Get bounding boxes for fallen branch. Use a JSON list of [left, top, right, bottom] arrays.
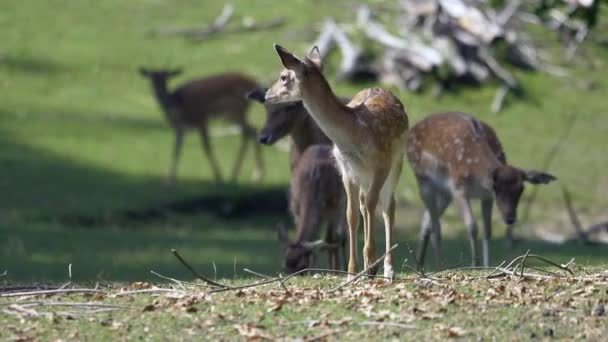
[[190, 17, 285, 41], [0, 288, 102, 298], [149, 4, 234, 37], [326, 244, 398, 293], [171, 249, 229, 289], [113, 288, 186, 297]]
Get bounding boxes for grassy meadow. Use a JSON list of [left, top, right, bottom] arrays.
[[1, 0, 608, 282], [1, 1, 608, 339]]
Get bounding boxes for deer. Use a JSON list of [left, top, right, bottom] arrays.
[[247, 89, 349, 273], [265, 44, 409, 280], [406, 111, 557, 268], [138, 68, 264, 186], [276, 145, 347, 273], [247, 87, 350, 170]]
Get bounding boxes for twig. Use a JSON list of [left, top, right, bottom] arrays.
[[171, 249, 229, 289], [561, 185, 591, 244], [0, 270, 6, 278], [519, 249, 531, 279], [17, 301, 127, 309], [0, 288, 102, 298], [405, 243, 425, 277], [520, 112, 579, 222], [113, 288, 186, 297], [150, 270, 190, 290], [326, 244, 398, 293], [243, 268, 272, 279], [491, 85, 510, 114]]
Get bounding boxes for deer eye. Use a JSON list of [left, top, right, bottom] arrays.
[[280, 74, 288, 84]]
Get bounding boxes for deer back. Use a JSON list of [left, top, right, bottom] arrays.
[[407, 112, 506, 191], [172, 73, 258, 126]]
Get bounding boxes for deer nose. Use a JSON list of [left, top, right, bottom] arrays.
[[258, 133, 273, 145], [505, 217, 516, 225]]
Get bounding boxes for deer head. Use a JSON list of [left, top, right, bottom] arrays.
[[492, 165, 557, 225], [138, 67, 183, 84], [265, 45, 322, 105], [247, 87, 305, 145], [277, 223, 327, 274]]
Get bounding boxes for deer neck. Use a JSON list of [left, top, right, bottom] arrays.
[[150, 81, 177, 121], [289, 115, 318, 162], [300, 73, 356, 148]]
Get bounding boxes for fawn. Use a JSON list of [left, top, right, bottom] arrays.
[[406, 112, 557, 268], [139, 68, 264, 185], [247, 89, 347, 272], [265, 45, 409, 279], [247, 87, 351, 169], [276, 145, 347, 273]]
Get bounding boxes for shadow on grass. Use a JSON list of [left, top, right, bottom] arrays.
[[0, 55, 66, 74]]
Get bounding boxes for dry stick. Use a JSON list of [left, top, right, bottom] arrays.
[[243, 268, 272, 279], [18, 302, 126, 309], [189, 17, 285, 41], [405, 243, 425, 277], [326, 244, 398, 293], [113, 289, 186, 297], [520, 112, 580, 223], [519, 249, 531, 279], [150, 270, 208, 289], [171, 249, 229, 289], [561, 185, 591, 244], [0, 288, 102, 298]]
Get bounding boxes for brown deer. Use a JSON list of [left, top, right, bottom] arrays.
[[265, 44, 409, 280], [247, 88, 350, 169], [406, 112, 557, 268], [247, 89, 348, 272], [276, 145, 346, 273], [139, 68, 264, 186]]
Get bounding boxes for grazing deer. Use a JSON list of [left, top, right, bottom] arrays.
[[265, 44, 409, 279], [277, 145, 346, 273], [139, 68, 264, 186], [247, 90, 348, 272], [406, 112, 557, 268]]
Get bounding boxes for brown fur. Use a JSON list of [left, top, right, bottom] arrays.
[[407, 112, 556, 267], [278, 145, 346, 273], [139, 68, 264, 185], [266, 45, 409, 279]]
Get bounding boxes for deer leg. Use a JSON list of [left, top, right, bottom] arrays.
[[454, 192, 479, 266], [418, 182, 451, 270], [166, 128, 184, 187], [229, 125, 252, 182], [342, 178, 360, 278], [381, 195, 396, 280], [199, 126, 223, 183], [363, 169, 389, 276], [481, 198, 493, 267], [249, 125, 264, 182]]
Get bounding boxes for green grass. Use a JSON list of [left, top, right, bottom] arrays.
[[1, 270, 607, 340], [1, 0, 608, 286]]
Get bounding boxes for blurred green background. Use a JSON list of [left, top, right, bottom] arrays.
[[1, 0, 607, 282]]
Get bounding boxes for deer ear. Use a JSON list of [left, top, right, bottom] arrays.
[[274, 44, 305, 75], [306, 45, 322, 69], [277, 223, 289, 247], [139, 67, 151, 77], [523, 170, 557, 185], [170, 68, 183, 77], [246, 87, 268, 103]]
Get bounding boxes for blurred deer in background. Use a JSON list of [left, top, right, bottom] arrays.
[[406, 112, 557, 268], [139, 68, 264, 186], [265, 45, 409, 280], [277, 145, 346, 273]]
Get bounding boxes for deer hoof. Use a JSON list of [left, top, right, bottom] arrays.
[[366, 264, 379, 278], [383, 264, 394, 282]]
